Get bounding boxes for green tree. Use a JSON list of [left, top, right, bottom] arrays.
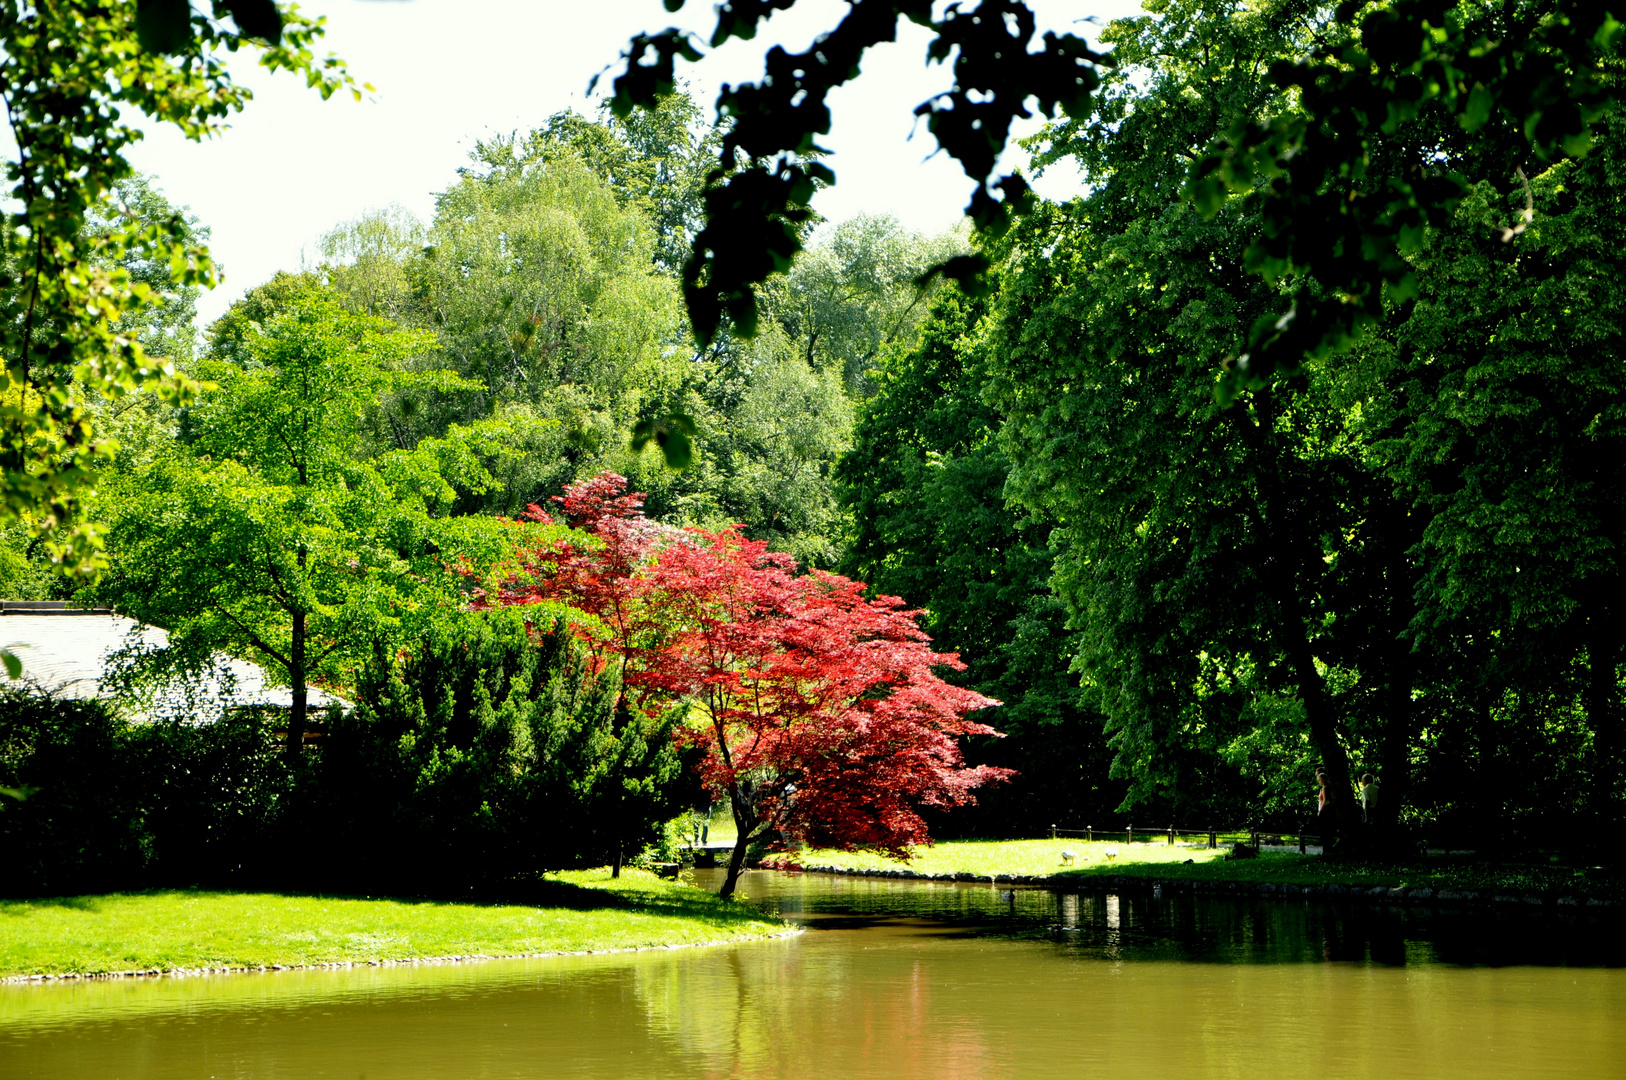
[[95, 284, 500, 766], [607, 0, 1618, 381], [415, 141, 680, 407], [974, 0, 1421, 841], [532, 89, 722, 276], [837, 290, 1117, 832], [319, 610, 690, 887], [769, 215, 966, 396], [83, 174, 208, 366], [0, 174, 211, 615], [383, 140, 694, 511], [1339, 107, 1626, 843], [717, 346, 853, 567], [0, 0, 358, 572], [316, 205, 424, 322]]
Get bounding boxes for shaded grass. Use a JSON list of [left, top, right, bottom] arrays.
[[0, 869, 787, 979], [775, 839, 1626, 899]]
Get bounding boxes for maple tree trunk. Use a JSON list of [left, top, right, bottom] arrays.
[[719, 794, 758, 900], [719, 829, 753, 900]]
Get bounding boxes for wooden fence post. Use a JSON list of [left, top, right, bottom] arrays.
[[1087, 826, 1093, 842], [1127, 822, 1133, 845], [1051, 824, 1057, 841], [1208, 827, 1217, 849]]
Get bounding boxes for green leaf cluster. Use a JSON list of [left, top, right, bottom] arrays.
[[0, 0, 362, 574]]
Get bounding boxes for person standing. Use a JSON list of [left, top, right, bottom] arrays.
[[1359, 773, 1379, 823], [1316, 768, 1328, 817]]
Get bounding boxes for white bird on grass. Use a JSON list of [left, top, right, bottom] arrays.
[[1059, 849, 1077, 865], [1104, 846, 1119, 861]]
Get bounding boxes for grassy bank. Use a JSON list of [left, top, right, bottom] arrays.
[[0, 870, 788, 980], [767, 839, 1626, 900]]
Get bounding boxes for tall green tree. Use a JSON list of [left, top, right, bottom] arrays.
[[606, 0, 1618, 385], [96, 284, 504, 765], [414, 141, 680, 407], [837, 291, 1117, 832], [532, 89, 722, 276], [1339, 106, 1626, 843], [978, 0, 1418, 841], [316, 205, 424, 323], [768, 215, 966, 397], [0, 0, 358, 573]]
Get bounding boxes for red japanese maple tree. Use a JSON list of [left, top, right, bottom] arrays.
[[492, 471, 669, 685], [497, 472, 1012, 897]]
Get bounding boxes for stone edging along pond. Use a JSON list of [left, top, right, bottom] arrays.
[[765, 863, 1620, 911], [0, 928, 804, 986]]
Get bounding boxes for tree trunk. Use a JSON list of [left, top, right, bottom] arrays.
[[718, 791, 758, 900], [1375, 645, 1413, 835], [1375, 508, 1418, 837], [286, 606, 306, 769], [1477, 694, 1500, 853], [1240, 388, 1362, 848], [612, 839, 623, 878], [1280, 629, 1363, 844], [1587, 588, 1621, 847], [719, 828, 754, 900]]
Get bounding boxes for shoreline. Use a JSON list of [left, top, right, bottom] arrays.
[[1, 926, 803, 986], [0, 870, 792, 985], [764, 862, 1621, 910]]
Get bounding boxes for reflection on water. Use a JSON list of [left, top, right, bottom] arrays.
[[726, 869, 1626, 968], [3, 871, 1623, 1080]]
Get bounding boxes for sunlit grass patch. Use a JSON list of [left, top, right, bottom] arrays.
[[775, 838, 1626, 899], [0, 869, 787, 979], [782, 837, 1226, 878]]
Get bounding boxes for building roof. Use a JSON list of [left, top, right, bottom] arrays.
[[0, 609, 338, 718]]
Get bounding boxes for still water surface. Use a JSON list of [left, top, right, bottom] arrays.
[[3, 870, 1623, 1079]]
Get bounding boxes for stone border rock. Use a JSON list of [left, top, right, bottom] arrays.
[[0, 927, 803, 985], [767, 863, 1619, 911]]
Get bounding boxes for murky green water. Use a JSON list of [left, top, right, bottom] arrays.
[[3, 870, 1622, 1079]]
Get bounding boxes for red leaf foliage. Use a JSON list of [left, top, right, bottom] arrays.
[[494, 472, 1012, 858]]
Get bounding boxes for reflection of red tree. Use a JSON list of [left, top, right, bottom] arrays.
[[493, 472, 1013, 897], [679, 950, 999, 1080], [861, 961, 997, 1080]]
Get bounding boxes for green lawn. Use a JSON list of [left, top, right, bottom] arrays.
[[770, 838, 1626, 899], [777, 837, 1218, 877], [0, 869, 788, 980]]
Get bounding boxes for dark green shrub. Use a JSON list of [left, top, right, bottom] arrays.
[[299, 608, 697, 894], [0, 692, 145, 896], [126, 713, 289, 886], [0, 608, 698, 899]]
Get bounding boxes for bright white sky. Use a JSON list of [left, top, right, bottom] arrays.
[[126, 0, 1144, 325]]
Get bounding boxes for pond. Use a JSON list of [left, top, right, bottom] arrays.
[[3, 870, 1622, 1079]]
